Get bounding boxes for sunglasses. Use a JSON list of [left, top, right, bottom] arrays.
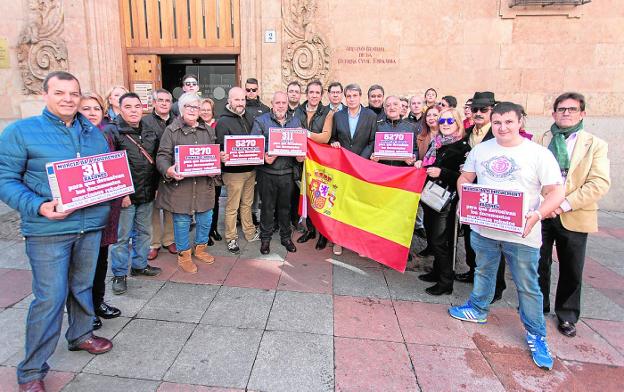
[[184, 81, 198, 87], [471, 107, 491, 113], [246, 88, 258, 92], [556, 107, 580, 113], [438, 117, 456, 125]]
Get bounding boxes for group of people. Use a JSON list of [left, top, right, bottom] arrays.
[[0, 70, 611, 391]]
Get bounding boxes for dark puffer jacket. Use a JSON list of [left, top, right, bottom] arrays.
[[216, 105, 257, 173], [251, 112, 303, 176], [376, 117, 418, 167], [141, 110, 174, 139], [293, 101, 330, 134], [104, 116, 159, 204], [245, 98, 271, 122]]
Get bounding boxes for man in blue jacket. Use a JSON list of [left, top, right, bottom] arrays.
[[0, 71, 113, 392]]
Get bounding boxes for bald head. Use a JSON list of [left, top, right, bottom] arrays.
[[272, 91, 288, 120], [228, 87, 246, 115]]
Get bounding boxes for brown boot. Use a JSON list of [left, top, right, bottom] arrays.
[[177, 249, 197, 273], [194, 243, 215, 264]]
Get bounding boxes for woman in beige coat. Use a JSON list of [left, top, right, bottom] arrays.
[[156, 93, 217, 273]]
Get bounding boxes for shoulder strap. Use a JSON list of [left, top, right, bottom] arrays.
[[124, 134, 155, 165]]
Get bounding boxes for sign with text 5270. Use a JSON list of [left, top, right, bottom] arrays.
[[46, 151, 135, 213], [268, 128, 307, 156], [223, 135, 265, 166], [175, 144, 221, 176], [374, 132, 414, 160], [459, 183, 526, 235]]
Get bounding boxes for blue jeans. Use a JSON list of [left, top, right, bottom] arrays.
[[110, 201, 153, 276], [469, 231, 546, 337], [173, 210, 213, 251], [18, 231, 102, 384]]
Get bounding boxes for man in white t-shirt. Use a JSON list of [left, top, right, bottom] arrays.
[[449, 102, 565, 371]]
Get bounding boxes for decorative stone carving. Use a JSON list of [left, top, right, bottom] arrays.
[[281, 0, 330, 86], [17, 0, 68, 95]]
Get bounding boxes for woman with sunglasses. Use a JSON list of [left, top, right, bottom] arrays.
[[415, 108, 471, 296]]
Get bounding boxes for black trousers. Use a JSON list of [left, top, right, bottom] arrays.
[[423, 202, 457, 289], [92, 245, 109, 308], [463, 224, 507, 294], [538, 216, 588, 323], [258, 171, 293, 242], [291, 183, 300, 227], [210, 186, 221, 233]]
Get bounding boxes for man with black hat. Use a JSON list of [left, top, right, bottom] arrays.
[[455, 92, 507, 303]]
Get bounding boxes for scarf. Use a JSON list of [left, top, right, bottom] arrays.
[[548, 120, 583, 171], [422, 133, 462, 167]]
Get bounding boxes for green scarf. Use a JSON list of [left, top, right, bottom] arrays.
[[548, 120, 583, 171]]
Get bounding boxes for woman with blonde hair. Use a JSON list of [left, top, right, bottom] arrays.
[[415, 107, 471, 296], [104, 85, 129, 122], [199, 97, 222, 245]]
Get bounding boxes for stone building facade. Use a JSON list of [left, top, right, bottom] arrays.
[[0, 0, 622, 209]]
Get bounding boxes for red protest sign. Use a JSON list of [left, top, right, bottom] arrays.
[[374, 132, 414, 160], [223, 135, 265, 166], [175, 144, 221, 177], [268, 127, 307, 156], [46, 151, 135, 213], [459, 183, 526, 234]]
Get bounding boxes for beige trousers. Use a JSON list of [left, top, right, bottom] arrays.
[[223, 171, 257, 241], [150, 206, 174, 249]]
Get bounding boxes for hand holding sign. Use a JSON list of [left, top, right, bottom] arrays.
[[39, 200, 70, 220], [167, 165, 184, 181]]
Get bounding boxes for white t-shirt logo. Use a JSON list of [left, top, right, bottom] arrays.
[[481, 155, 520, 181]]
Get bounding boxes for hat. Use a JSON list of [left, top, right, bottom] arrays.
[[470, 91, 497, 108]]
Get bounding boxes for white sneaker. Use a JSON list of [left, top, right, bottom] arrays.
[[333, 244, 343, 255], [227, 239, 240, 254], [248, 230, 261, 242]]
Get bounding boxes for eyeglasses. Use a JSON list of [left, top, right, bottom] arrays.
[[556, 107, 581, 113], [184, 105, 200, 111], [184, 81, 198, 87], [471, 107, 491, 113], [438, 117, 456, 125], [246, 88, 258, 92], [329, 90, 342, 94]]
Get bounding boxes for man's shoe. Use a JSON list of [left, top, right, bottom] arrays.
[[165, 243, 177, 254], [248, 230, 261, 242], [418, 272, 438, 282], [147, 248, 159, 260], [95, 302, 121, 319], [425, 283, 453, 296], [417, 247, 433, 258], [177, 249, 197, 273], [210, 229, 222, 241], [448, 301, 487, 324], [93, 316, 102, 331], [490, 292, 503, 304], [315, 236, 328, 250], [332, 244, 343, 255], [18, 380, 45, 392], [252, 214, 260, 226], [297, 230, 316, 243], [455, 270, 475, 283], [260, 240, 270, 255], [69, 335, 113, 355], [557, 321, 577, 337], [111, 276, 127, 295], [281, 240, 297, 253], [526, 332, 554, 370], [194, 243, 215, 264], [208, 237, 215, 246], [227, 239, 240, 254], [131, 265, 162, 277], [415, 228, 427, 239]]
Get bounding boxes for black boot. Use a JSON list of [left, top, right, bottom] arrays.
[[297, 229, 316, 243], [315, 235, 328, 250]]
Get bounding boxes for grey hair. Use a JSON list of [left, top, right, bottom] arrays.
[[151, 88, 172, 101], [344, 83, 362, 96], [177, 92, 201, 113]]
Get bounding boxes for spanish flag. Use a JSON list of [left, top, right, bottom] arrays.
[[301, 141, 427, 272]]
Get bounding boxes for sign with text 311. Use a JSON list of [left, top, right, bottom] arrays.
[[459, 183, 526, 234], [223, 135, 265, 166], [374, 132, 414, 160], [46, 151, 135, 213], [268, 127, 307, 157], [175, 144, 221, 176]]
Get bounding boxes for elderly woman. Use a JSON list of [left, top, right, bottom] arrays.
[[415, 108, 471, 296], [78, 92, 122, 329], [199, 98, 222, 245], [156, 93, 217, 273], [104, 85, 129, 123]]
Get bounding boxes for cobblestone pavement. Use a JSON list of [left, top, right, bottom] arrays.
[[0, 202, 622, 391]]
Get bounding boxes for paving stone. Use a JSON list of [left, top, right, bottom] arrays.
[[62, 373, 159, 392], [239, 238, 287, 261], [12, 293, 34, 309], [483, 351, 578, 392], [394, 300, 476, 348], [103, 278, 165, 318], [223, 259, 283, 290], [463, 307, 528, 354], [157, 382, 244, 392], [328, 253, 383, 270], [562, 360, 624, 392], [407, 344, 504, 392], [383, 269, 451, 304], [277, 258, 332, 294], [583, 256, 624, 290], [84, 319, 194, 380], [334, 337, 418, 392], [580, 287, 624, 321], [596, 287, 624, 309], [0, 308, 27, 364], [135, 252, 178, 281], [248, 330, 333, 392], [267, 291, 333, 335], [333, 296, 402, 342], [0, 269, 32, 308], [138, 282, 219, 323], [165, 325, 262, 388], [0, 365, 75, 392], [284, 241, 333, 263], [0, 240, 30, 270], [201, 286, 274, 329], [583, 318, 624, 355], [169, 256, 237, 286], [332, 265, 390, 299]]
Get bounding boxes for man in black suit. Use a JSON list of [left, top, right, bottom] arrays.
[[329, 83, 378, 255]]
